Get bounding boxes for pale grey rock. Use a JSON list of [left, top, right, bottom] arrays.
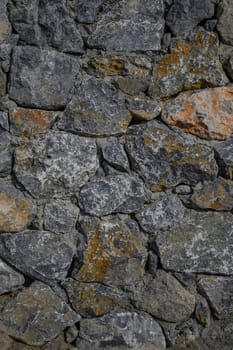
[[175, 185, 192, 195], [157, 211, 233, 275], [198, 276, 233, 319], [0, 230, 76, 283], [70, 0, 104, 23], [0, 129, 12, 177], [87, 0, 165, 51], [8, 46, 79, 109], [127, 97, 161, 121], [14, 131, 99, 198], [59, 75, 131, 136], [9, 0, 83, 53], [126, 271, 195, 323], [166, 0, 215, 35], [217, 0, 233, 46], [0, 259, 24, 295], [78, 174, 147, 216], [101, 139, 130, 172], [77, 312, 166, 350], [136, 194, 185, 233], [0, 281, 80, 346], [0, 0, 11, 44], [0, 112, 9, 131]]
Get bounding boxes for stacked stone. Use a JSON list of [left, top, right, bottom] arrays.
[[0, 0, 233, 349]]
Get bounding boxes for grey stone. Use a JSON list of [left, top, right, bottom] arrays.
[[204, 19, 217, 31], [0, 112, 9, 131], [0, 0, 11, 44], [113, 77, 148, 96], [0, 129, 12, 177], [127, 271, 195, 323], [214, 138, 233, 179], [226, 55, 233, 81], [175, 185, 192, 195], [126, 97, 161, 121], [147, 251, 158, 275], [217, 0, 233, 46], [0, 281, 80, 346], [78, 174, 147, 216], [44, 200, 79, 234], [157, 210, 233, 275], [59, 75, 131, 136], [0, 230, 76, 283], [87, 0, 165, 52], [198, 276, 233, 319], [9, 0, 83, 53], [0, 34, 19, 73], [70, 0, 104, 23], [195, 296, 211, 327], [0, 259, 24, 295], [8, 46, 79, 109], [0, 69, 6, 96], [101, 139, 130, 172], [125, 121, 218, 191], [166, 0, 215, 35], [136, 193, 185, 234], [14, 131, 99, 198], [77, 312, 166, 350]]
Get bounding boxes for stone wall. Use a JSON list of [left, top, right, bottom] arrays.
[[0, 0, 233, 349]]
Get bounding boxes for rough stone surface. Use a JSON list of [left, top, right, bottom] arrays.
[[0, 282, 80, 346], [0, 0, 11, 44], [8, 46, 79, 109], [72, 216, 147, 286], [127, 97, 161, 121], [157, 211, 233, 275], [217, 0, 233, 46], [0, 129, 12, 177], [87, 0, 165, 52], [79, 174, 147, 216], [59, 75, 131, 136], [214, 138, 233, 179], [0, 111, 9, 131], [0, 230, 76, 283], [101, 139, 130, 172], [14, 131, 99, 198], [162, 87, 233, 140], [0, 259, 24, 295], [70, 0, 104, 23], [195, 296, 211, 327]]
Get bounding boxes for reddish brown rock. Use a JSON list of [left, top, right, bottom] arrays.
[[162, 87, 233, 140]]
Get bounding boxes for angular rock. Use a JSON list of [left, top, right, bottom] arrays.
[[63, 278, 127, 317], [198, 276, 233, 319], [87, 0, 165, 51], [217, 0, 233, 46], [10, 107, 58, 137], [0, 281, 80, 346], [87, 55, 127, 77], [72, 216, 147, 286], [44, 200, 79, 234], [78, 312, 166, 350], [114, 77, 148, 96], [195, 296, 210, 327], [226, 55, 233, 81], [147, 251, 158, 275], [0, 111, 9, 131], [9, 0, 83, 53], [101, 139, 130, 172], [78, 174, 147, 216], [41, 334, 76, 350], [162, 87, 233, 140], [0, 230, 76, 283], [59, 75, 131, 136], [157, 211, 233, 275], [166, 0, 215, 36], [14, 131, 99, 198], [70, 0, 104, 23], [9, 46, 79, 109], [136, 194, 185, 233], [0, 259, 24, 295], [0, 68, 6, 96], [0, 0, 11, 44], [0, 34, 19, 73], [0, 129, 12, 177], [127, 97, 161, 121], [125, 121, 218, 191], [150, 30, 228, 98]]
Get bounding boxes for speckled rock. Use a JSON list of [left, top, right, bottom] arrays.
[[0, 281, 80, 346], [217, 0, 233, 46], [166, 0, 215, 36], [0, 259, 24, 295], [214, 138, 233, 179], [127, 97, 161, 121], [87, 0, 165, 51], [8, 46, 79, 109], [72, 216, 147, 286], [0, 0, 11, 44], [9, 0, 83, 53], [0, 230, 76, 283], [14, 131, 99, 198], [0, 129, 12, 177], [162, 87, 233, 140], [101, 139, 130, 172], [157, 211, 233, 275], [70, 0, 104, 23], [59, 75, 131, 136], [0, 111, 9, 131], [77, 312, 166, 350], [136, 193, 185, 233], [150, 30, 228, 98], [78, 174, 147, 216], [125, 121, 218, 191], [198, 276, 233, 319]]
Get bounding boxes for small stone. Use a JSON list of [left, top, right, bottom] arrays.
[[175, 185, 192, 195], [59, 75, 131, 136], [72, 216, 147, 286], [114, 77, 148, 96], [0, 68, 6, 96], [217, 0, 233, 46], [136, 193, 185, 234], [127, 97, 161, 121], [147, 251, 158, 275], [162, 87, 233, 140], [41, 334, 75, 350], [166, 0, 215, 35], [127, 271, 195, 323], [71, 0, 105, 23], [157, 210, 233, 275], [198, 276, 233, 319], [65, 325, 79, 344], [87, 55, 126, 77], [0, 111, 9, 131], [195, 296, 210, 327], [78, 174, 147, 216], [0, 259, 24, 295], [226, 55, 233, 81], [0, 129, 12, 177], [78, 312, 166, 350], [204, 19, 217, 31], [101, 139, 130, 172], [0, 230, 76, 283], [214, 138, 233, 179], [0, 0, 11, 44], [44, 200, 79, 234], [9, 46, 79, 109], [0, 281, 80, 346], [87, 0, 164, 52]]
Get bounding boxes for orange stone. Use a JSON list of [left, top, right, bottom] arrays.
[[162, 87, 233, 140]]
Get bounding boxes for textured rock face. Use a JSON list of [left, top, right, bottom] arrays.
[[0, 259, 24, 294], [217, 0, 233, 46], [70, 0, 104, 23], [0, 129, 12, 176], [0, 0, 11, 44]]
